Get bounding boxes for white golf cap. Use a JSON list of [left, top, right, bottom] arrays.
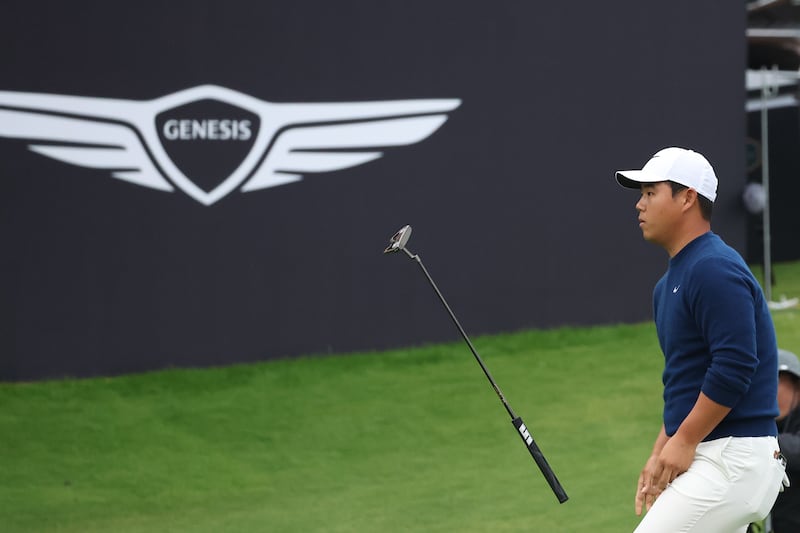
[[615, 147, 718, 202]]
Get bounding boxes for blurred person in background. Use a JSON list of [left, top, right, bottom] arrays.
[[771, 348, 800, 533]]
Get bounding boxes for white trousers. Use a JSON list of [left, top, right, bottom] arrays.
[[633, 436, 786, 533]]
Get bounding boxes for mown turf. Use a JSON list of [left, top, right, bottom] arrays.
[[1, 261, 798, 532]]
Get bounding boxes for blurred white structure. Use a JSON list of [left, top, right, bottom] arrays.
[[745, 67, 799, 302]]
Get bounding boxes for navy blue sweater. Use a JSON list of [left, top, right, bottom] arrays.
[[653, 232, 778, 441]]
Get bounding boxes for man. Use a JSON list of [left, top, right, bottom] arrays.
[[615, 147, 787, 532], [771, 348, 800, 532]]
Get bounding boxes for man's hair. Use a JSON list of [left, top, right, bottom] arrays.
[[780, 371, 800, 388], [669, 181, 713, 221]]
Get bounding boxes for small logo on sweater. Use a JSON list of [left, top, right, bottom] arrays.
[[672, 285, 680, 294]]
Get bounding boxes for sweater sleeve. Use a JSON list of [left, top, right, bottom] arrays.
[[693, 258, 760, 408]]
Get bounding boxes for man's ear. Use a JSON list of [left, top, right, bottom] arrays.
[[682, 188, 698, 212]]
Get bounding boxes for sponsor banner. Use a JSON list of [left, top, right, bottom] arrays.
[[0, 1, 745, 380]]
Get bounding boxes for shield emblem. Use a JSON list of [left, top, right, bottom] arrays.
[[155, 99, 260, 194]]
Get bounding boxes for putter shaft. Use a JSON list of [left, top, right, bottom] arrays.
[[394, 241, 568, 503], [405, 247, 516, 420]]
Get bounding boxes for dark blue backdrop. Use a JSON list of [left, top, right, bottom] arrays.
[[0, 1, 747, 380]]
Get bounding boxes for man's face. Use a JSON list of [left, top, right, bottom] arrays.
[[777, 373, 798, 420], [635, 182, 685, 247]]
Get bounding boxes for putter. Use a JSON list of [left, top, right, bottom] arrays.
[[384, 225, 568, 504]]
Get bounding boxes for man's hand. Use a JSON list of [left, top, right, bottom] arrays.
[[635, 394, 730, 516], [635, 454, 660, 515], [654, 435, 696, 486], [635, 436, 697, 516]]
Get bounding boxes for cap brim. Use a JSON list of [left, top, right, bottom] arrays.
[[779, 364, 800, 379], [615, 170, 665, 190]]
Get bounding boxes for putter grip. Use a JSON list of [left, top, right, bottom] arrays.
[[512, 416, 568, 503]]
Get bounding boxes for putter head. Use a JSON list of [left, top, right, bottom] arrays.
[[383, 225, 412, 253]]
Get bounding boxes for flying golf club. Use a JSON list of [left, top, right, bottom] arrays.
[[383, 225, 568, 504]]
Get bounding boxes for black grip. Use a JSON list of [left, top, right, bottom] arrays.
[[512, 416, 568, 503]]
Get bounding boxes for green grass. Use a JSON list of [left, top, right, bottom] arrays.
[[2, 261, 799, 532], [752, 261, 800, 352]]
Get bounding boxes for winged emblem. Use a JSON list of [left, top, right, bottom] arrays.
[[0, 85, 461, 205]]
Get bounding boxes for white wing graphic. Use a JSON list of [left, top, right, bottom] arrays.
[[0, 107, 173, 191], [0, 87, 461, 204], [242, 100, 461, 192]]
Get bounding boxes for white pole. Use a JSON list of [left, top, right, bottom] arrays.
[[760, 66, 775, 301]]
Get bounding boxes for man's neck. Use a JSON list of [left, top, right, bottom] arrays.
[[666, 225, 711, 258]]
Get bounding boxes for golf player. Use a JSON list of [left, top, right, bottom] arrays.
[[615, 147, 787, 532]]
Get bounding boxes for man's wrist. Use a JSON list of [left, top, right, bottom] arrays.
[[670, 428, 701, 448]]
